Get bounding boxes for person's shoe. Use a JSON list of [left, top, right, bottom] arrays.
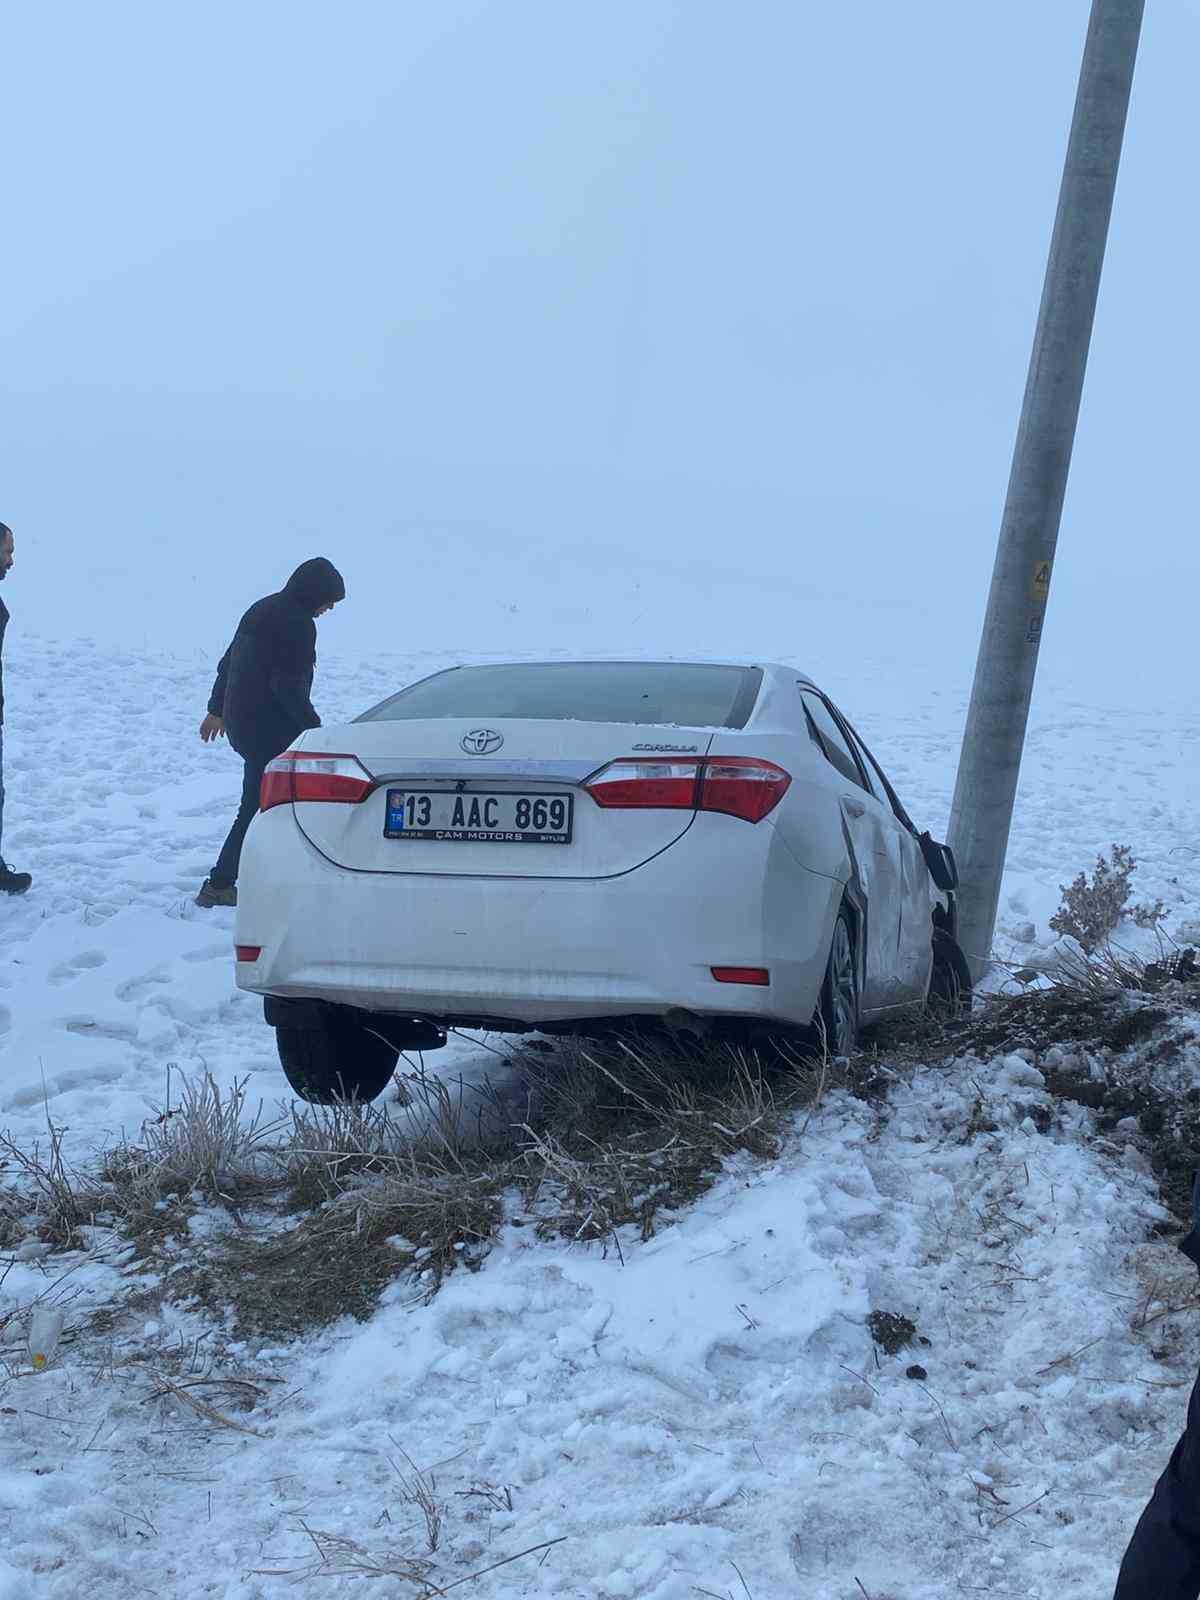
[[195, 879, 237, 909], [0, 862, 32, 896]]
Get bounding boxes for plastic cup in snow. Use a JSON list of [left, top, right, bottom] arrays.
[[28, 1306, 65, 1371]]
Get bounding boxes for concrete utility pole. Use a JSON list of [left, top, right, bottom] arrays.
[[948, 0, 1144, 977]]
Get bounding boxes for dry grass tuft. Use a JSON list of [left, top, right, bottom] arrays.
[[138, 1072, 286, 1199], [1051, 939, 1198, 998], [0, 1117, 104, 1248], [390, 1444, 446, 1554], [201, 1154, 503, 1337], [2, 1032, 835, 1338], [280, 1097, 408, 1208], [254, 1523, 566, 1594], [513, 1034, 809, 1250], [254, 1522, 436, 1586], [0, 1184, 27, 1250], [158, 1031, 820, 1336]]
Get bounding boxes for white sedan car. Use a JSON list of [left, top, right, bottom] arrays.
[[234, 659, 969, 1102]]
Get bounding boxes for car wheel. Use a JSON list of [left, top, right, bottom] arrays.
[[275, 1009, 402, 1104], [817, 908, 859, 1057], [928, 930, 973, 1017]]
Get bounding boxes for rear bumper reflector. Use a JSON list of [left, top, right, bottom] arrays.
[[236, 946, 263, 963], [710, 966, 769, 986]]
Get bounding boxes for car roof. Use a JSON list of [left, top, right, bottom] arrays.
[[434, 656, 814, 682]]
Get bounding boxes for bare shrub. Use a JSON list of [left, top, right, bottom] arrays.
[[1049, 844, 1166, 952], [1132, 899, 1171, 930]]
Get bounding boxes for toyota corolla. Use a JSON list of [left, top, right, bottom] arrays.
[[233, 659, 969, 1101]]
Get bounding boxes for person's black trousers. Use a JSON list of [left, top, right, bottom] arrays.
[[210, 748, 274, 889], [1114, 1365, 1200, 1598]]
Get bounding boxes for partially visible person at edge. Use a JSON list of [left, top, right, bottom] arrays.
[[1113, 1171, 1200, 1597], [196, 557, 345, 909], [0, 524, 32, 897]]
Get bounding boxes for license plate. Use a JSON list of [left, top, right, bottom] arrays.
[[384, 789, 574, 844]]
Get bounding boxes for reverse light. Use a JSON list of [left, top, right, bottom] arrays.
[[699, 757, 792, 823], [584, 759, 700, 811], [235, 945, 262, 963], [584, 756, 790, 823], [711, 967, 770, 986], [260, 752, 373, 811]]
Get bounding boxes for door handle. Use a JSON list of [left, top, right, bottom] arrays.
[[843, 797, 866, 818]]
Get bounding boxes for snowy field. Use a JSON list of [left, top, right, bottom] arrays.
[[1, 632, 1199, 1598]]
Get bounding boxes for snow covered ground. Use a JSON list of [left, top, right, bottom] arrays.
[[2, 631, 1199, 1598]]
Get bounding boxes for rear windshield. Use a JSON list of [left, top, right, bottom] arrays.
[[359, 661, 762, 729]]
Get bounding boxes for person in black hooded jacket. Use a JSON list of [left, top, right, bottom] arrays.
[[196, 557, 345, 908], [1112, 1172, 1200, 1597]]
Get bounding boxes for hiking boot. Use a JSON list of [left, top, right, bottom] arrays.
[[0, 862, 32, 896], [195, 879, 237, 909]]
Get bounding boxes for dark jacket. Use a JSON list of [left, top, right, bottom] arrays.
[[1181, 1172, 1200, 1270], [0, 597, 8, 726], [208, 558, 345, 758]]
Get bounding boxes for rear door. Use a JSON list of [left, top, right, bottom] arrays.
[[841, 725, 935, 1002], [800, 690, 908, 1010]]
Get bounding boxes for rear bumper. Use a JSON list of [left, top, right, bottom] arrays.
[[234, 808, 841, 1029]]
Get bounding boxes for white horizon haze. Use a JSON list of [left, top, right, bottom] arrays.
[[2, 2, 1195, 697]]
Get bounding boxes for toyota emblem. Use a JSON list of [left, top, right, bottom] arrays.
[[461, 728, 504, 755]]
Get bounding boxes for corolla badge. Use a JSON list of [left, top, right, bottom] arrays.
[[461, 728, 504, 755]]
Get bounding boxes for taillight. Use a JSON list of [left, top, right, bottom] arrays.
[[711, 966, 770, 985], [584, 757, 790, 823], [699, 758, 791, 823], [235, 945, 262, 963], [584, 759, 700, 811], [260, 752, 374, 811]]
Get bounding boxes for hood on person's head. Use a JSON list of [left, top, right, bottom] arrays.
[[283, 557, 346, 615]]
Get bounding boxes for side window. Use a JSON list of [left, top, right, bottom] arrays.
[[836, 720, 880, 799], [800, 691, 868, 790], [844, 720, 919, 833]]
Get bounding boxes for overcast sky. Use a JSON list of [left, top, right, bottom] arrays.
[[1, 2, 1193, 692]]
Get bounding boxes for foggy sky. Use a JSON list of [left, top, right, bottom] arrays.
[[2, 2, 1194, 694]]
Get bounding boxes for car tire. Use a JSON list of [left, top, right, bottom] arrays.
[[275, 1010, 402, 1104], [928, 930, 973, 1017], [817, 907, 860, 1057]]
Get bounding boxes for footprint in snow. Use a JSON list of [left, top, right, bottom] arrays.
[[49, 951, 109, 986], [3, 1064, 126, 1111], [63, 1018, 138, 1042], [116, 971, 172, 1004]]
